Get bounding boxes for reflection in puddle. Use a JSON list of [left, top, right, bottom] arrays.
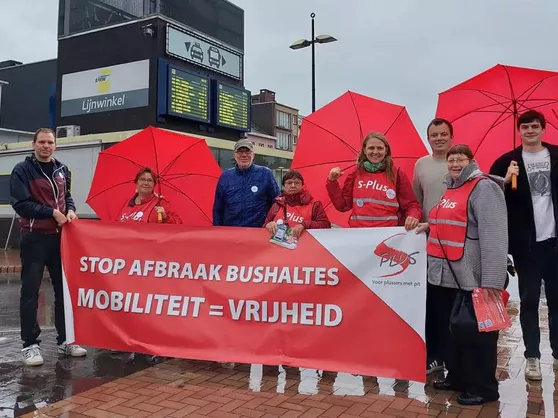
[[298, 368, 320, 395], [249, 363, 262, 392], [333, 372, 365, 396], [276, 365, 286, 393], [248, 365, 370, 396]]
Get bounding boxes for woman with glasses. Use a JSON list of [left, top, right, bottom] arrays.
[[117, 167, 181, 224], [112, 167, 180, 359], [264, 169, 331, 238], [327, 132, 421, 229], [416, 144, 508, 406]]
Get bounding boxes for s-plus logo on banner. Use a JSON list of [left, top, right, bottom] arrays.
[[374, 233, 419, 278]]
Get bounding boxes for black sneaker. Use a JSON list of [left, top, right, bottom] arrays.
[[427, 359, 444, 375]]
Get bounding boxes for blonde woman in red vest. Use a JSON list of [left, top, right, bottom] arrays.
[[415, 144, 508, 406], [326, 132, 422, 229], [118, 167, 182, 224], [265, 170, 331, 237]]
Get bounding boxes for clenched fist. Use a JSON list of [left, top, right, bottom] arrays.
[[328, 167, 343, 182]]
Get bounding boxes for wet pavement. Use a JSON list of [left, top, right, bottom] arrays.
[[0, 277, 165, 417], [0, 275, 555, 417]]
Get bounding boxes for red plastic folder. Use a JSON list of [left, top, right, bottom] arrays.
[[472, 288, 511, 332]]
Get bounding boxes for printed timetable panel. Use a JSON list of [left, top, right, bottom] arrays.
[[168, 66, 210, 123], [215, 82, 250, 131]]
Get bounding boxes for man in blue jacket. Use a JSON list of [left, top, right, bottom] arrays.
[[10, 128, 87, 366], [213, 139, 280, 227]]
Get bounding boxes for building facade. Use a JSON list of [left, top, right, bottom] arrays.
[[0, 1, 296, 247], [0, 128, 34, 144], [0, 59, 57, 132], [246, 127, 276, 150], [251, 89, 299, 151]]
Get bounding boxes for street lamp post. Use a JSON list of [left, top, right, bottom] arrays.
[[289, 13, 337, 113]]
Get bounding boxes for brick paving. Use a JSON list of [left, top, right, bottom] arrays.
[[0, 250, 21, 274], [6, 295, 555, 418], [1, 272, 554, 417]]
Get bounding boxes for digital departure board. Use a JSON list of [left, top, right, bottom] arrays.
[[215, 82, 250, 131], [167, 66, 210, 123]]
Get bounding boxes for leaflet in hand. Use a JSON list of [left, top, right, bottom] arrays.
[[269, 221, 298, 250], [472, 288, 511, 332]]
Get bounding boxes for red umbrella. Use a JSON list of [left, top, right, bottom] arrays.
[[86, 126, 222, 225], [291, 91, 428, 227], [435, 64, 558, 172]]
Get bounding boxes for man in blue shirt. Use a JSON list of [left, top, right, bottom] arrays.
[[213, 139, 280, 227]]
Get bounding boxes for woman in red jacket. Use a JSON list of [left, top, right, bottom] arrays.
[[117, 167, 181, 224], [265, 170, 330, 238], [326, 132, 421, 229]]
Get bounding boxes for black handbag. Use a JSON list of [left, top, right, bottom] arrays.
[[449, 288, 479, 341]]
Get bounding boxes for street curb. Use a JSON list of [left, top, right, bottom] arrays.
[[0, 266, 21, 275]]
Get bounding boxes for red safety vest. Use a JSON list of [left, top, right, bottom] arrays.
[[426, 177, 484, 261], [118, 194, 161, 223], [273, 202, 314, 226], [350, 170, 399, 228]]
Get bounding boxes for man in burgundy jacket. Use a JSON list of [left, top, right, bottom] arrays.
[[10, 128, 87, 366]]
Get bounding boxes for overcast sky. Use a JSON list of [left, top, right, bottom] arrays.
[[1, 0, 557, 138]]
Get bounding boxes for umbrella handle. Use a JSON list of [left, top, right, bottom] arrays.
[[511, 173, 517, 190], [157, 212, 163, 223]]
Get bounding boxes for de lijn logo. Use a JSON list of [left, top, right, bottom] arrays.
[[373, 233, 419, 278]]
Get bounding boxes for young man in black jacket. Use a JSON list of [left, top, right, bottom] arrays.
[[10, 128, 87, 366], [489, 110, 558, 381]]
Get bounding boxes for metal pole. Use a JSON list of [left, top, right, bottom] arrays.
[[4, 213, 16, 251], [511, 100, 518, 190], [311, 13, 316, 113]]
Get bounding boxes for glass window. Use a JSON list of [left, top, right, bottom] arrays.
[[209, 146, 219, 162], [219, 149, 235, 170], [276, 111, 291, 129], [206, 146, 293, 173], [254, 155, 291, 171], [276, 132, 290, 150]]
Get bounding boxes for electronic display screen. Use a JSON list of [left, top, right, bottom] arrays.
[[215, 82, 250, 131], [167, 66, 210, 123]]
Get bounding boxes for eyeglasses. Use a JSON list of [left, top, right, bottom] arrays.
[[138, 177, 154, 183], [285, 181, 303, 187], [447, 158, 470, 165]]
